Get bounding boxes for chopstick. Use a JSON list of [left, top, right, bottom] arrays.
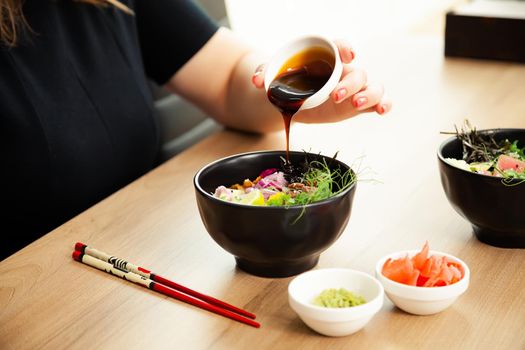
[[72, 246, 260, 328], [75, 242, 256, 319]]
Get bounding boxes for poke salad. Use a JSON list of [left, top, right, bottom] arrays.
[[213, 156, 355, 207], [444, 121, 525, 180]]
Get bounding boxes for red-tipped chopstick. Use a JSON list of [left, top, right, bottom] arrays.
[[74, 242, 256, 320], [72, 250, 260, 328]]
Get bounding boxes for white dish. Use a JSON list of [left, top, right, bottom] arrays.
[[288, 268, 384, 337], [375, 250, 470, 315]]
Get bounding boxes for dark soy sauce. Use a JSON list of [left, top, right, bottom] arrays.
[[267, 47, 335, 162]]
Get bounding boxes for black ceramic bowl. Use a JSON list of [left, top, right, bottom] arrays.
[[438, 129, 525, 248], [194, 151, 357, 278]]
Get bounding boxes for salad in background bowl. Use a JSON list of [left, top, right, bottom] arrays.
[[443, 120, 525, 181]]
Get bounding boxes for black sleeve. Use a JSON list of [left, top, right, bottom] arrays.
[[134, 0, 219, 85]]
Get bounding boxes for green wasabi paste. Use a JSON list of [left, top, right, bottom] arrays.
[[313, 288, 366, 308]]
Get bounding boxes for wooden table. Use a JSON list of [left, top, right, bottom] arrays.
[[2, 31, 525, 350]]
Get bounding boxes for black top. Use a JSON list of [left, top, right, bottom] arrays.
[[0, 0, 218, 259]]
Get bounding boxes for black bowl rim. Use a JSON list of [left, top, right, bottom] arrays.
[[193, 150, 357, 210], [437, 128, 525, 183]]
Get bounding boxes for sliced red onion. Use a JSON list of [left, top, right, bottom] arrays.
[[259, 168, 278, 178], [263, 172, 288, 190]]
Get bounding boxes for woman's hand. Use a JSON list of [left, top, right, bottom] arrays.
[[169, 29, 386, 133], [250, 40, 391, 123]]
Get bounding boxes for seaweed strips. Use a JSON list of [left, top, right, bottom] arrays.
[[441, 119, 525, 186]]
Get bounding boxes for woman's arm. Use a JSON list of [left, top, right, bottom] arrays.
[[165, 27, 390, 133], [166, 27, 282, 133]]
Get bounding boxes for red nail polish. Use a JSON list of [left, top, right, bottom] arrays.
[[336, 88, 347, 102], [252, 71, 262, 85], [354, 96, 367, 108]]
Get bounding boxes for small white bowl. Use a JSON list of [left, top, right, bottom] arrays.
[[263, 35, 343, 112], [288, 268, 384, 337], [375, 250, 470, 316]]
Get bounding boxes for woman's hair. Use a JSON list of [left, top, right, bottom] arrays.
[[0, 0, 133, 47]]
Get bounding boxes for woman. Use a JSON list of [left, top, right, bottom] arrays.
[[0, 0, 390, 259]]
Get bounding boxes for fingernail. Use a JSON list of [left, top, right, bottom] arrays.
[[335, 88, 347, 102], [354, 96, 367, 108], [342, 47, 353, 62], [252, 65, 265, 85], [254, 64, 264, 75], [251, 73, 260, 85], [379, 104, 388, 114]]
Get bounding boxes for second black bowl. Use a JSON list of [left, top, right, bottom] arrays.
[[194, 151, 357, 278], [438, 128, 525, 248]]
